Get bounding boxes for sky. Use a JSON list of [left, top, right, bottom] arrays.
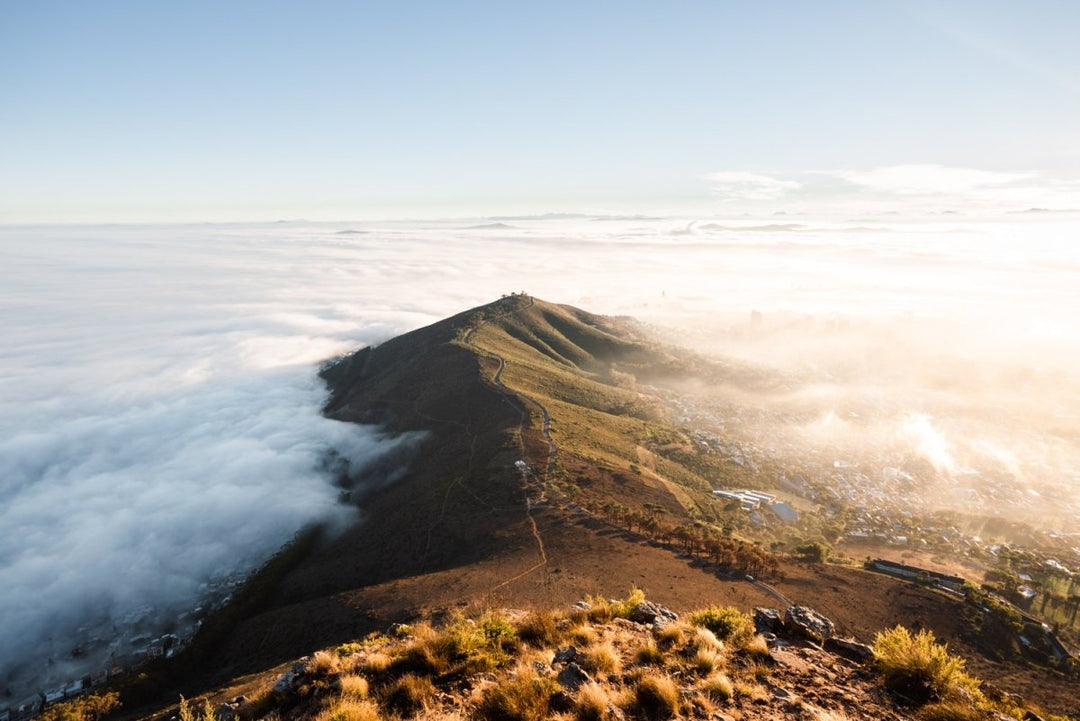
[[3, 0, 1080, 222]]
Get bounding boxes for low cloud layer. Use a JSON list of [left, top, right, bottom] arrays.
[[703, 165, 1080, 215], [1, 215, 1077, 699]]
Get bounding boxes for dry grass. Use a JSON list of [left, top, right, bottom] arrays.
[[699, 672, 734, 702], [382, 674, 435, 717], [310, 650, 342, 676], [316, 699, 380, 721], [571, 624, 598, 646], [474, 669, 559, 721], [688, 626, 722, 652], [337, 675, 369, 699], [632, 640, 664, 665], [574, 683, 612, 721], [733, 680, 769, 702], [690, 647, 724, 674], [515, 609, 563, 647], [740, 634, 770, 658], [653, 621, 687, 648], [915, 701, 987, 721], [581, 641, 621, 675], [362, 651, 392, 675], [633, 675, 680, 720]]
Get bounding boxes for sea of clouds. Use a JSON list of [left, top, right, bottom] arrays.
[[1, 215, 1077, 700]]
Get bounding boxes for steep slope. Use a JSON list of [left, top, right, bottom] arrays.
[[90, 296, 1075, 720], [181, 296, 781, 685]]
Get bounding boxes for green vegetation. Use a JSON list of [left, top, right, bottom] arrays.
[[38, 692, 121, 721], [872, 626, 982, 705], [687, 606, 754, 645], [793, 540, 832, 563]]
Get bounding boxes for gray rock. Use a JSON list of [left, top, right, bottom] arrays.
[[824, 636, 875, 663], [754, 607, 783, 635], [629, 600, 678, 626], [271, 671, 297, 701], [556, 662, 592, 691], [553, 645, 579, 664], [570, 601, 592, 613], [784, 606, 835, 642]]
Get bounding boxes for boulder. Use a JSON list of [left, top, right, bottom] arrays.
[[556, 662, 592, 691], [754, 607, 783, 635], [553, 646, 579, 664], [784, 606, 835, 642], [629, 601, 678, 626], [824, 636, 875, 664]]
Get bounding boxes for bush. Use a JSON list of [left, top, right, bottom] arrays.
[[633, 675, 680, 720], [586, 588, 645, 623], [41, 692, 121, 721], [872, 626, 982, 705], [177, 697, 214, 721], [793, 541, 832, 563], [475, 671, 559, 721], [687, 606, 753, 645]]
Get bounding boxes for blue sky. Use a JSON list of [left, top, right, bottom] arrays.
[[2, 0, 1079, 221]]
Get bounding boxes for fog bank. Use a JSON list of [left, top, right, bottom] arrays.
[[1, 214, 1077, 698]]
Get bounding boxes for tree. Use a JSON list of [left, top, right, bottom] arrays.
[[793, 541, 832, 563]]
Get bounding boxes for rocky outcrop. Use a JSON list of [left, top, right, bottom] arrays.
[[629, 601, 678, 626], [784, 606, 835, 643], [753, 607, 784, 635], [824, 636, 875, 664]]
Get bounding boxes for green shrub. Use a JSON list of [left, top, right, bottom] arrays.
[[872, 626, 982, 705], [586, 588, 645, 623], [40, 692, 121, 721], [687, 606, 753, 645]]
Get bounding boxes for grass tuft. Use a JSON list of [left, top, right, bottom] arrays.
[[699, 672, 734, 702], [633, 675, 680, 720], [474, 670, 559, 721], [574, 683, 612, 721], [633, 640, 664, 665], [382, 674, 435, 717], [581, 641, 621, 675], [317, 699, 380, 721], [337, 675, 370, 699]]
